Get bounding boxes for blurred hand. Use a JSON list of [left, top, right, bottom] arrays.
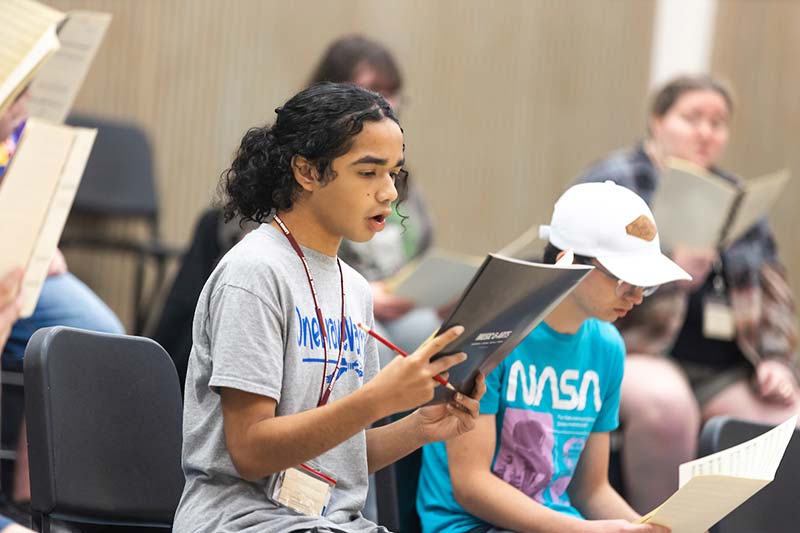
[[671, 245, 717, 291], [0, 89, 30, 141], [371, 281, 415, 322], [363, 325, 467, 418], [415, 373, 486, 443], [0, 268, 24, 349], [755, 359, 798, 405], [47, 248, 68, 277]]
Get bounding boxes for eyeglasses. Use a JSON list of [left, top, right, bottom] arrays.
[[579, 258, 659, 298]]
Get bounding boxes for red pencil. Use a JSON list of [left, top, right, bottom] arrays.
[[356, 322, 457, 392]]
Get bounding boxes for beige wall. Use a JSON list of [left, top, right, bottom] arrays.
[[712, 0, 800, 299], [53, 0, 800, 332], [47, 0, 657, 329]]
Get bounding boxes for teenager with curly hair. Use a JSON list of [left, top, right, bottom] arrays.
[[173, 82, 485, 533]]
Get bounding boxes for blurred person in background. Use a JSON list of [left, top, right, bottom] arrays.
[[309, 35, 440, 368], [575, 74, 800, 514]]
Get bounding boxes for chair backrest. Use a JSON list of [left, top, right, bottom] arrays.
[[24, 326, 184, 527], [699, 416, 800, 533], [65, 113, 159, 220]]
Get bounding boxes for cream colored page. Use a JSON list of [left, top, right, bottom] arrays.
[[0, 119, 93, 317], [678, 415, 797, 487], [722, 169, 791, 247], [21, 126, 95, 316], [640, 475, 768, 533], [652, 159, 738, 249], [28, 11, 112, 123], [0, 0, 63, 112]]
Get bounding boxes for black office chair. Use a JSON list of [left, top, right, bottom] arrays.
[[61, 114, 183, 334], [698, 416, 800, 533], [24, 327, 184, 532]]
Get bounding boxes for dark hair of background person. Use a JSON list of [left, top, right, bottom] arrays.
[[308, 35, 403, 95], [649, 74, 734, 119], [220, 82, 406, 225]]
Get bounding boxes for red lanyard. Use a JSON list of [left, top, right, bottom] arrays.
[[273, 215, 346, 407]]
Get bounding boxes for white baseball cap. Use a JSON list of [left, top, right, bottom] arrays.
[[539, 181, 691, 287]]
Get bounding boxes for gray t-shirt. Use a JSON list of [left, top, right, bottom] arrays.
[[173, 224, 383, 533]]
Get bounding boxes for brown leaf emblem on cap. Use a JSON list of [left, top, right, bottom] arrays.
[[626, 215, 657, 241]]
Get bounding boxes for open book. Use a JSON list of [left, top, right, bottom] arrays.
[[384, 249, 483, 308], [429, 254, 592, 402], [652, 158, 791, 250], [27, 10, 111, 123], [0, 118, 97, 316], [0, 0, 64, 116], [637, 415, 797, 533]]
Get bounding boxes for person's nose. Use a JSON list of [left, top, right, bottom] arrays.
[[696, 120, 713, 141], [626, 286, 644, 305], [375, 173, 398, 204]]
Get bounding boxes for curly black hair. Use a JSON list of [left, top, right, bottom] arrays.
[[220, 82, 406, 225]]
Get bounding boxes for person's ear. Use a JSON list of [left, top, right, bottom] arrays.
[[648, 114, 663, 140], [291, 155, 318, 192]]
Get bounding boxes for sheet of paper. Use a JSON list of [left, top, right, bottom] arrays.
[[638, 415, 797, 533], [679, 415, 797, 486], [0, 119, 96, 316], [386, 249, 483, 308], [652, 158, 739, 249], [0, 0, 64, 114], [640, 475, 768, 533], [722, 168, 791, 247], [28, 11, 112, 123]]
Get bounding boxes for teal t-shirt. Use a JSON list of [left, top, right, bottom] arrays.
[[416, 319, 625, 533]]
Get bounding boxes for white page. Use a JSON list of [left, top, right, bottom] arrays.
[[678, 415, 797, 487], [652, 158, 738, 249], [28, 11, 112, 123], [0, 119, 96, 316], [0, 0, 63, 114], [722, 169, 791, 247]]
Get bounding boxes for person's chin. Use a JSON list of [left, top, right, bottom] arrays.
[[611, 308, 630, 321], [345, 225, 377, 243]]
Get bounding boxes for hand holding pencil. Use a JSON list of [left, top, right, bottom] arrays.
[[359, 323, 470, 418], [357, 323, 457, 391]]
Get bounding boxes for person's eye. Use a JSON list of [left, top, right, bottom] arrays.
[[711, 117, 728, 130], [681, 113, 700, 125], [359, 170, 376, 177]]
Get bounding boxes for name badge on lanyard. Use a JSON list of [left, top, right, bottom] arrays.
[[703, 273, 735, 341], [267, 461, 338, 516]]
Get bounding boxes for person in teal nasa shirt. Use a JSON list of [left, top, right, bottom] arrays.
[[417, 182, 691, 533]]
